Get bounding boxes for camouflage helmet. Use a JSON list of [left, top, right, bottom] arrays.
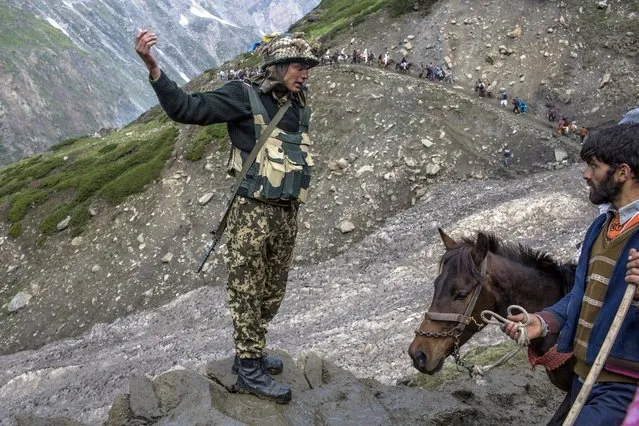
[[259, 32, 320, 70]]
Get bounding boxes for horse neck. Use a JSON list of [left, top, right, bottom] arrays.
[[487, 254, 565, 315]]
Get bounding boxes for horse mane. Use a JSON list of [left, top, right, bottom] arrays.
[[442, 231, 576, 295]]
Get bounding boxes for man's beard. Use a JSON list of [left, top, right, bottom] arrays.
[[589, 168, 622, 205]]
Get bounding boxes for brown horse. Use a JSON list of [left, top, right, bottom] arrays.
[[408, 229, 576, 425], [378, 58, 395, 69]]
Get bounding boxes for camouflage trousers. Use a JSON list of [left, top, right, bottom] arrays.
[[224, 195, 298, 359]]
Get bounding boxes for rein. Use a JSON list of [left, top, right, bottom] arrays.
[[414, 257, 488, 373]]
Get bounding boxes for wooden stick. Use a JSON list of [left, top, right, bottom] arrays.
[[563, 284, 637, 426]]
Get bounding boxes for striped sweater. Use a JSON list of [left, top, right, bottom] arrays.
[[573, 216, 639, 383]]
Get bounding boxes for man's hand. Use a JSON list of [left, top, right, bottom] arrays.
[[626, 248, 639, 300], [502, 313, 543, 342], [135, 29, 161, 80]]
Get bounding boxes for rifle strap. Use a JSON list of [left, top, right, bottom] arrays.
[[212, 97, 292, 242]]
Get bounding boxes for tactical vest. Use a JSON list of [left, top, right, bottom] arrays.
[[227, 84, 314, 203]]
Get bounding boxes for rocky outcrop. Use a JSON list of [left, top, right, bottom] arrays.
[[7, 351, 564, 425]]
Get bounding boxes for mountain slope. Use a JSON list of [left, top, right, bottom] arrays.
[[1, 0, 635, 422], [0, 62, 580, 355], [316, 0, 638, 128], [3, 0, 634, 355], [0, 0, 319, 165]]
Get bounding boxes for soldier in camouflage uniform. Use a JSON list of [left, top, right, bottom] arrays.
[[136, 31, 320, 403]]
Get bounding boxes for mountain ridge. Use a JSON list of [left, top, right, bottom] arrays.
[[0, 0, 319, 165]]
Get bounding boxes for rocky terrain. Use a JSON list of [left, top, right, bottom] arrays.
[[0, 0, 319, 165], [0, 0, 638, 424], [1, 164, 589, 425]]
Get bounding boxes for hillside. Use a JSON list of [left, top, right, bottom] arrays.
[[311, 0, 638, 128], [0, 62, 581, 355], [0, 0, 637, 424], [0, 0, 319, 165]]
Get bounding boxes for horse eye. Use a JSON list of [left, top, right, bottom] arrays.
[[454, 292, 468, 300]]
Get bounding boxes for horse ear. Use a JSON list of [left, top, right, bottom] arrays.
[[438, 228, 457, 250], [472, 232, 490, 265]]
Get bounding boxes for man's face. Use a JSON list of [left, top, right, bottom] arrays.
[[283, 62, 310, 93], [584, 157, 622, 205]]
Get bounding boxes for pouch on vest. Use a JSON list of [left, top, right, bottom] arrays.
[[228, 83, 313, 203]]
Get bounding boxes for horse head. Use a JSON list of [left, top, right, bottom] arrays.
[[408, 229, 575, 377], [408, 228, 497, 374]]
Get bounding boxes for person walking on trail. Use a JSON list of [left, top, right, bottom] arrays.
[[503, 147, 513, 167], [499, 88, 508, 107], [579, 126, 589, 144], [502, 123, 639, 425], [135, 30, 321, 404]]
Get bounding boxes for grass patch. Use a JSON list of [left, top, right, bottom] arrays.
[[8, 222, 21, 239], [100, 128, 177, 204], [39, 203, 72, 235], [291, 0, 389, 40], [133, 105, 170, 126], [185, 123, 228, 161], [98, 143, 118, 154], [0, 3, 74, 50], [1, 122, 179, 237], [290, 0, 440, 40], [49, 136, 86, 152], [8, 188, 48, 223], [402, 342, 526, 390]]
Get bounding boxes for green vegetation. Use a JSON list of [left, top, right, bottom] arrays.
[[185, 123, 228, 161], [236, 52, 262, 69], [0, 3, 74, 50], [0, 122, 178, 238], [290, 0, 438, 40], [98, 143, 118, 154], [8, 221, 22, 239], [291, 0, 389, 40], [49, 136, 86, 152], [133, 106, 170, 126]]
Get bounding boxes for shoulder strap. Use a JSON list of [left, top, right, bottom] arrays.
[[212, 99, 291, 241]]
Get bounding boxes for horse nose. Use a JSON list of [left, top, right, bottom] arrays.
[[412, 350, 427, 370]]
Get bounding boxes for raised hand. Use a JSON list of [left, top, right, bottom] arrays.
[[135, 29, 160, 80]]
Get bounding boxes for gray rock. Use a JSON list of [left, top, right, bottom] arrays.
[[106, 393, 135, 426], [198, 193, 214, 206], [421, 138, 434, 148], [8, 291, 32, 313], [337, 220, 356, 234], [555, 148, 569, 162], [303, 351, 323, 389], [129, 375, 161, 419], [56, 216, 71, 231], [161, 252, 174, 263], [599, 72, 611, 88], [336, 158, 350, 169], [355, 165, 374, 178], [425, 163, 441, 176]]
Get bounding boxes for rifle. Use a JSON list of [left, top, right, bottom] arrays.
[[196, 238, 218, 274], [195, 98, 291, 273]]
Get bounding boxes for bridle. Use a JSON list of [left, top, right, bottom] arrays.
[[414, 256, 488, 373]]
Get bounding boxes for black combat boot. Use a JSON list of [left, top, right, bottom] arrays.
[[235, 358, 292, 404], [232, 354, 283, 375]]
